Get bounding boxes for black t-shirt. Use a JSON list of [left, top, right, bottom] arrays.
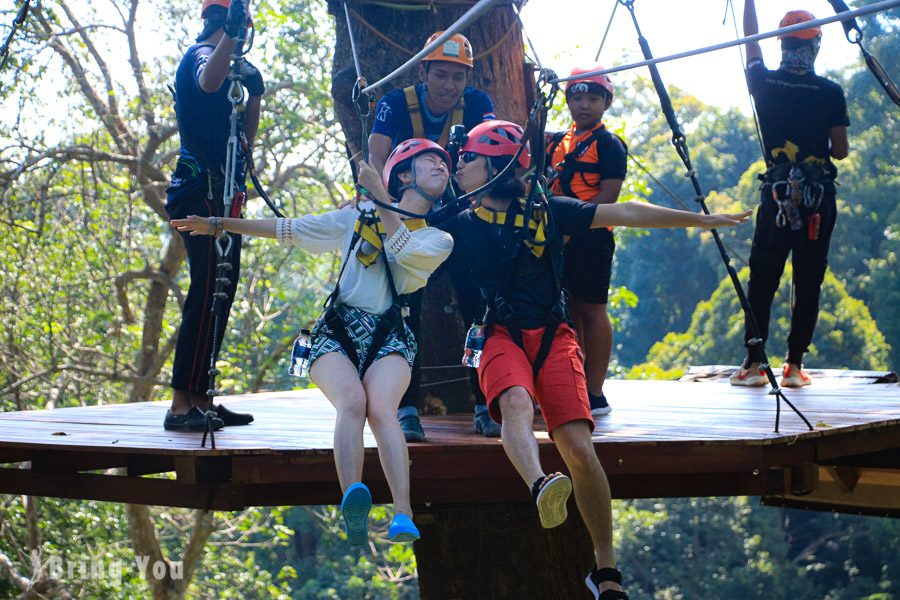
[[747, 60, 849, 176], [444, 196, 596, 328]]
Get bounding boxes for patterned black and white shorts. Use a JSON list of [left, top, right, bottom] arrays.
[[310, 304, 417, 376]]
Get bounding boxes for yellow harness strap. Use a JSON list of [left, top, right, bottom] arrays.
[[403, 85, 466, 147], [354, 214, 427, 267], [473, 200, 548, 258]]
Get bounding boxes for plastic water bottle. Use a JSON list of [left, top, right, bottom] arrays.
[[461, 322, 485, 369], [289, 329, 312, 377]]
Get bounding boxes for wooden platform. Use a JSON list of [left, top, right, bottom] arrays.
[[0, 371, 898, 515]]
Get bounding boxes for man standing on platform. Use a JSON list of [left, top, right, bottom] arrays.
[[731, 1, 849, 388], [547, 66, 626, 417], [164, 0, 263, 431], [368, 31, 500, 442]]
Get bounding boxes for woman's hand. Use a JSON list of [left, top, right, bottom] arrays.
[[700, 209, 753, 228], [171, 215, 218, 236], [357, 159, 390, 202]]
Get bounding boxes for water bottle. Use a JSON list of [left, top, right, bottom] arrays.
[[461, 322, 486, 369], [289, 329, 312, 377]]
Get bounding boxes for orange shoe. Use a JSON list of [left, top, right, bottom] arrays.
[[730, 362, 768, 386], [781, 363, 812, 387]]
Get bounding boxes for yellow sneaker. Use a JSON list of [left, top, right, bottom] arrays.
[[781, 363, 812, 387], [730, 362, 768, 386]]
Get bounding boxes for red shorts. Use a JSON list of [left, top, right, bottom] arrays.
[[477, 323, 593, 434]]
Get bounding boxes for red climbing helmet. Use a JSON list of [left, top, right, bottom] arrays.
[[201, 0, 229, 17], [383, 138, 452, 197], [778, 10, 821, 40], [460, 120, 531, 169], [564, 65, 614, 100]]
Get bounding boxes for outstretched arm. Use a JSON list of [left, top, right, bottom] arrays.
[[171, 216, 277, 238], [591, 201, 752, 230], [743, 0, 763, 65]]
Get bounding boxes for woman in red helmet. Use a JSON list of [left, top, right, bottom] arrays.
[[172, 140, 454, 547], [164, 0, 263, 432], [547, 65, 627, 419], [731, 1, 849, 389], [449, 119, 750, 599]]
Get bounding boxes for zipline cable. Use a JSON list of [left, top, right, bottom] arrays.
[[360, 0, 500, 95], [825, 0, 900, 107], [723, 0, 766, 161], [551, 0, 900, 85], [594, 0, 619, 62], [0, 0, 30, 72], [618, 0, 812, 433]]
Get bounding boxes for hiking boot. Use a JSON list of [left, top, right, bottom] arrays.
[[341, 482, 372, 547], [585, 567, 629, 600], [781, 363, 812, 387], [473, 406, 501, 438], [589, 392, 612, 416], [397, 407, 425, 443], [163, 406, 224, 432], [730, 362, 768, 387], [388, 513, 420, 543], [211, 403, 254, 426]]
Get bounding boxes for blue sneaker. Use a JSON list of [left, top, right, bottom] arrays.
[[589, 392, 611, 416], [340, 483, 372, 547], [388, 513, 420, 543]]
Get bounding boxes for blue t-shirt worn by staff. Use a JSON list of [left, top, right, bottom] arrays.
[[371, 83, 495, 147], [168, 43, 246, 197]]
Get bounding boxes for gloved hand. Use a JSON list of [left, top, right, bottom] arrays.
[[232, 58, 265, 96], [224, 0, 248, 40]]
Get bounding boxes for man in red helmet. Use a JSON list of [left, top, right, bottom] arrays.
[[163, 0, 264, 431], [449, 119, 750, 599], [547, 66, 627, 417], [368, 32, 499, 442], [731, 1, 849, 388]]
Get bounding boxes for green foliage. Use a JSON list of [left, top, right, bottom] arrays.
[[631, 265, 890, 375]]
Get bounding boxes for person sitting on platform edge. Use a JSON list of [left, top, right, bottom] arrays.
[[448, 120, 751, 599], [171, 140, 455, 546], [731, 1, 849, 388], [164, 0, 262, 432], [547, 65, 627, 417], [367, 31, 500, 442]]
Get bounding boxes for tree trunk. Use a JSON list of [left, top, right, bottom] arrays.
[[414, 503, 595, 599], [327, 0, 528, 412]]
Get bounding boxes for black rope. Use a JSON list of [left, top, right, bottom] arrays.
[[826, 0, 900, 107], [620, 0, 812, 433], [0, 0, 30, 72]]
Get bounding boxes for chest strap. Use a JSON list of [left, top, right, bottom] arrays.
[[354, 214, 427, 267], [404, 85, 465, 147], [473, 201, 548, 258]]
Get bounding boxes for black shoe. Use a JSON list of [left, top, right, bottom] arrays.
[[473, 409, 501, 437], [399, 412, 425, 443], [164, 406, 224, 432], [585, 567, 628, 599], [212, 403, 254, 426], [589, 392, 612, 416]]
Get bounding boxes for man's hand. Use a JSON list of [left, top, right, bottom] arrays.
[[224, 0, 248, 40]]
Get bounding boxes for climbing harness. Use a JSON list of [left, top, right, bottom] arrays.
[[546, 125, 626, 200], [0, 0, 30, 72], [617, 0, 813, 433], [826, 0, 900, 108], [403, 85, 465, 148], [201, 6, 256, 448]]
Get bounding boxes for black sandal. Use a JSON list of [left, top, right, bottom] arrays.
[[530, 472, 572, 529], [585, 567, 628, 600]]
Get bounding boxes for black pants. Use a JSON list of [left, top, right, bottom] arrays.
[[745, 185, 836, 365], [166, 178, 242, 394], [398, 241, 487, 410]]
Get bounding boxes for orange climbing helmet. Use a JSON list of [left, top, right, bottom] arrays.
[[383, 138, 452, 198], [564, 65, 614, 100], [778, 10, 822, 40], [201, 0, 229, 17], [423, 31, 474, 68], [461, 120, 531, 169]]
